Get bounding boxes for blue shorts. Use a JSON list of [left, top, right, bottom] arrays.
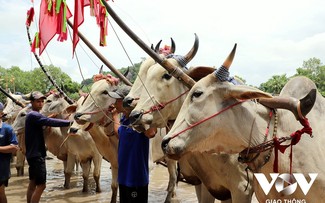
[[27, 157, 46, 185], [119, 184, 148, 203], [0, 179, 8, 187]]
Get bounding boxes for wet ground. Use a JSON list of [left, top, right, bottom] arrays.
[[6, 153, 258, 203], [6, 153, 202, 203]]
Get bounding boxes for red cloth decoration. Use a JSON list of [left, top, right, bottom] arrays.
[[37, 0, 72, 55], [72, 0, 90, 55], [93, 73, 119, 85], [273, 118, 313, 173], [26, 7, 35, 27], [159, 45, 172, 55]]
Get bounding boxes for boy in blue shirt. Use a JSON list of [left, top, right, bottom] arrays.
[[25, 91, 72, 203], [0, 102, 19, 203], [109, 86, 156, 203]]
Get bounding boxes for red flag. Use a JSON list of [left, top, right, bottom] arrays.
[[26, 7, 34, 27], [72, 0, 111, 55], [72, 0, 90, 55], [38, 0, 72, 55]]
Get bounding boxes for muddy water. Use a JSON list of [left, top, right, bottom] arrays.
[[6, 153, 212, 203]]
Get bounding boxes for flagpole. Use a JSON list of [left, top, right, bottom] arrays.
[[0, 86, 26, 108], [100, 0, 196, 88], [67, 20, 132, 86], [26, 25, 75, 104]]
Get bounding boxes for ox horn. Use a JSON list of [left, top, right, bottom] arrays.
[[183, 33, 199, 65], [170, 37, 176, 54], [223, 43, 237, 69], [151, 38, 176, 54], [151, 40, 162, 53], [259, 89, 317, 120], [215, 43, 237, 82]]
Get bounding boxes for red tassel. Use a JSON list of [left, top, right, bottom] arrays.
[[26, 7, 35, 26]]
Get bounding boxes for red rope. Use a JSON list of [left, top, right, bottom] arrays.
[[170, 100, 245, 139], [143, 90, 190, 114], [273, 118, 312, 173]]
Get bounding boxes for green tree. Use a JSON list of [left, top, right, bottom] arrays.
[[294, 57, 325, 96], [259, 74, 289, 95]]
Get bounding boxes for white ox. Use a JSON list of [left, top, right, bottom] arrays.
[[41, 93, 103, 193], [73, 59, 180, 202], [67, 95, 119, 203], [161, 65, 324, 202], [128, 41, 254, 202], [3, 91, 30, 176]]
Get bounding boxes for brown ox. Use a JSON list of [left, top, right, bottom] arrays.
[[67, 95, 119, 203], [128, 40, 254, 202], [161, 65, 323, 202], [41, 93, 103, 193]]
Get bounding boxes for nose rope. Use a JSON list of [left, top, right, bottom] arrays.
[[142, 90, 190, 114], [169, 100, 245, 139]]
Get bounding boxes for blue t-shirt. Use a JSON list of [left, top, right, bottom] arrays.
[[117, 116, 149, 187], [25, 111, 71, 160], [0, 122, 18, 181]]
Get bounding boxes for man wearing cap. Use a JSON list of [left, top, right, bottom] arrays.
[[0, 102, 19, 203], [108, 86, 156, 203], [25, 91, 73, 203]]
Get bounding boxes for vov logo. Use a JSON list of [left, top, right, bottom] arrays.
[[254, 173, 318, 196]]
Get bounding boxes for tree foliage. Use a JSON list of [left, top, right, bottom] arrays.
[[1, 57, 325, 104], [259, 58, 325, 96], [0, 65, 80, 102], [259, 74, 289, 95]]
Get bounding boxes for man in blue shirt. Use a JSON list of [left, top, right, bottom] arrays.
[[25, 91, 72, 203], [109, 86, 156, 203], [0, 102, 18, 203]]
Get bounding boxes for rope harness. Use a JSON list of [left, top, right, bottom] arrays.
[[142, 90, 189, 114], [168, 99, 313, 173]]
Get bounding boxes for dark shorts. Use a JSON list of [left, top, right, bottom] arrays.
[[119, 184, 148, 203], [0, 179, 8, 187], [27, 157, 46, 185]]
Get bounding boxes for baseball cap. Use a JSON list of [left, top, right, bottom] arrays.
[[108, 86, 131, 99], [30, 91, 46, 101]]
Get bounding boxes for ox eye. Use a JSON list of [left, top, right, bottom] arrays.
[[162, 73, 172, 80], [46, 100, 51, 103], [102, 90, 108, 95], [21, 113, 26, 117], [191, 90, 203, 101]]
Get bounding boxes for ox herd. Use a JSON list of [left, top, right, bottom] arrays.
[[3, 35, 325, 203]]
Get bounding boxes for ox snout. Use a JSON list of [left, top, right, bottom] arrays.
[[69, 127, 79, 134], [74, 112, 87, 125], [129, 110, 143, 125], [74, 112, 83, 120], [123, 96, 134, 108], [161, 137, 183, 160]]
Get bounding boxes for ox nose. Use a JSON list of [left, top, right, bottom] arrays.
[[74, 112, 83, 120], [161, 137, 171, 153], [123, 97, 134, 108], [129, 110, 143, 125], [69, 127, 79, 134]]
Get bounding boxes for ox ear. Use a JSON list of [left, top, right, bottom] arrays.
[[187, 66, 216, 82], [227, 85, 272, 100], [65, 105, 77, 114]]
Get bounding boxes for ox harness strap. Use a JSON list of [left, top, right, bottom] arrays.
[[239, 109, 313, 173], [142, 90, 190, 115]]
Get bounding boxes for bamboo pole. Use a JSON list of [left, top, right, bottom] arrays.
[[0, 86, 26, 108], [100, 0, 196, 88], [67, 20, 132, 86]]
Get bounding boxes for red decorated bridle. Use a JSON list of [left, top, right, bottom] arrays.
[[141, 89, 190, 115]]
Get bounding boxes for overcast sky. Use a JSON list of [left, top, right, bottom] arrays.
[[0, 0, 324, 86]]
